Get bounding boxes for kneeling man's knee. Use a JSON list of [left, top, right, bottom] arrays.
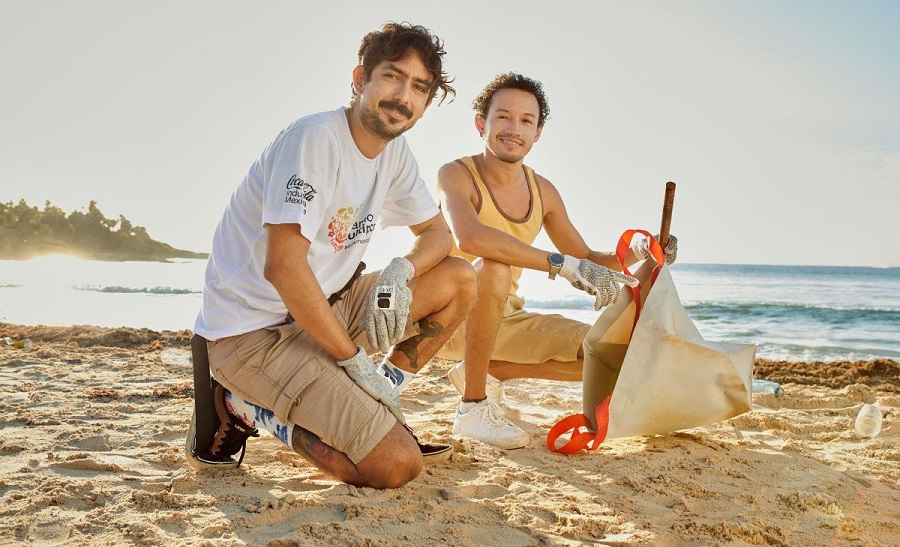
[[443, 256, 478, 302], [474, 258, 512, 296], [357, 424, 423, 489]]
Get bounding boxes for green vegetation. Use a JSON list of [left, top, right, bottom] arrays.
[[0, 199, 207, 261]]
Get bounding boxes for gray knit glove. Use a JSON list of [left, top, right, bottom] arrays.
[[361, 257, 415, 352], [631, 234, 678, 265], [559, 256, 639, 310], [337, 346, 406, 424]]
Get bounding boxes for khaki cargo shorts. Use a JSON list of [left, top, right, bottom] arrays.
[[438, 295, 590, 364], [207, 270, 419, 464]]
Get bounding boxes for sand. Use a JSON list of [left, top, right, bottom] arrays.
[[0, 322, 897, 546]]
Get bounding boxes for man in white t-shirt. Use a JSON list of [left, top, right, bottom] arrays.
[[186, 23, 477, 489]]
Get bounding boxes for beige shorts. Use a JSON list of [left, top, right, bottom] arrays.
[[438, 295, 590, 364], [207, 269, 419, 464]]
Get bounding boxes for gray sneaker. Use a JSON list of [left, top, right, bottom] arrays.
[[447, 361, 504, 404], [452, 399, 529, 450]]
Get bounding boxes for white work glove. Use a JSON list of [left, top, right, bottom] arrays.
[[559, 256, 639, 310], [631, 234, 678, 265], [337, 346, 406, 424], [360, 257, 415, 352]]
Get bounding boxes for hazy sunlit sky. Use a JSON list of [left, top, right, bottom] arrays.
[[3, 1, 899, 267]]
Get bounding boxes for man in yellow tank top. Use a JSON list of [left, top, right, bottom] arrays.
[[436, 73, 677, 449]]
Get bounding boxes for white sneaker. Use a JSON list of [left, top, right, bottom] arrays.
[[447, 361, 504, 404], [452, 399, 530, 449]]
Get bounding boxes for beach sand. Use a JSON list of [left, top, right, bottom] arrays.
[[0, 322, 897, 546]]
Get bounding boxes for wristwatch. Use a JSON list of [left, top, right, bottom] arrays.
[[547, 252, 565, 280]]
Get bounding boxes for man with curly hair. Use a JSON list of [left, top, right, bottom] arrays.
[[436, 73, 677, 449], [187, 23, 477, 489]]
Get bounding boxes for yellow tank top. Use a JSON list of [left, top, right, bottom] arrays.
[[449, 156, 544, 297]]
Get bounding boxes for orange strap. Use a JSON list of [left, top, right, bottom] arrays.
[[546, 230, 665, 454], [547, 396, 611, 453], [616, 229, 664, 336]]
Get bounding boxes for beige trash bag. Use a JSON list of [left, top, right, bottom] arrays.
[[548, 230, 755, 454]]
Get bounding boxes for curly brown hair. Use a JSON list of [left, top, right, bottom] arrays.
[[352, 22, 455, 106], [472, 73, 550, 127]]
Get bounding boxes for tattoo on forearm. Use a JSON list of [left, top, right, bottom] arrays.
[[394, 319, 444, 371]]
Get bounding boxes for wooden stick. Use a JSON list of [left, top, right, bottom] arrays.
[[659, 181, 676, 248]]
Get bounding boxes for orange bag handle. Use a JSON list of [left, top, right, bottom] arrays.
[[547, 396, 611, 453], [616, 229, 665, 336], [547, 230, 665, 454]]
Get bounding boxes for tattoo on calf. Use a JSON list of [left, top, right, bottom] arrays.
[[291, 426, 336, 467], [394, 319, 444, 371]]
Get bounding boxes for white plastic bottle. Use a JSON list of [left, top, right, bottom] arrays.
[[855, 401, 882, 438]]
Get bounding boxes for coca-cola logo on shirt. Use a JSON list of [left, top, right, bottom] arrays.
[[284, 174, 317, 212]]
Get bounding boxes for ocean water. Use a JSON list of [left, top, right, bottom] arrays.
[[1, 256, 898, 362]]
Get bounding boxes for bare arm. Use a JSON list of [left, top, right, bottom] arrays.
[[540, 176, 641, 271], [264, 223, 357, 361], [403, 212, 452, 278], [437, 162, 554, 272]]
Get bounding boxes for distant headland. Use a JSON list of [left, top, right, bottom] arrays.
[[0, 199, 208, 262]]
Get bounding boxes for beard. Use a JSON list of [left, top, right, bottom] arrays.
[[492, 149, 526, 164], [482, 131, 534, 163], [359, 100, 416, 140], [488, 138, 532, 164]]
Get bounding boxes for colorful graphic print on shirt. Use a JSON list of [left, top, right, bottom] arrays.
[[327, 204, 377, 252]]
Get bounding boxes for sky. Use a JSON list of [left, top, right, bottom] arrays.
[[2, 1, 899, 268]]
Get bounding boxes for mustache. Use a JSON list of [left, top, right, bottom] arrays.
[[378, 100, 413, 119]]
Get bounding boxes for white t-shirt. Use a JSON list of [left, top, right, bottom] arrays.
[[194, 107, 439, 340]]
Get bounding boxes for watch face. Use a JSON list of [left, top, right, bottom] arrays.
[[549, 253, 564, 267]]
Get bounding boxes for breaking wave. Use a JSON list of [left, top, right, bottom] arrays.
[[73, 285, 200, 295]]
